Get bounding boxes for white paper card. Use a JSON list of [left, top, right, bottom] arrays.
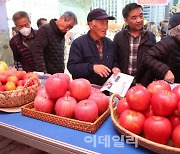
[[100, 73, 134, 97], [170, 83, 180, 90]]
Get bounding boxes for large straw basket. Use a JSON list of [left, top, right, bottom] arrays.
[[0, 77, 41, 108], [109, 93, 180, 154], [21, 102, 110, 133]]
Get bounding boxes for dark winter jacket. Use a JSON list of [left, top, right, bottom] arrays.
[[67, 31, 119, 86], [144, 35, 180, 83], [9, 29, 36, 72], [113, 29, 156, 86], [32, 19, 65, 74]]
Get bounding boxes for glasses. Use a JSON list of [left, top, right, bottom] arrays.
[[17, 22, 30, 30]]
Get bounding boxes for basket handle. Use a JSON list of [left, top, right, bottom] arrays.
[[109, 93, 122, 114], [23, 76, 41, 88]]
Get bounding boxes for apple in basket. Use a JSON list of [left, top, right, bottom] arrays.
[[172, 124, 180, 148], [91, 86, 102, 94], [126, 85, 151, 112], [36, 87, 47, 96], [151, 90, 178, 117], [7, 75, 18, 85], [74, 99, 98, 122], [5, 81, 16, 91], [69, 78, 91, 101], [147, 80, 171, 95], [116, 98, 130, 116], [15, 70, 26, 80], [34, 93, 55, 113], [119, 109, 145, 135], [178, 101, 180, 116], [168, 112, 180, 129], [45, 74, 69, 99], [88, 92, 109, 115], [172, 85, 180, 100], [0, 73, 8, 83], [52, 73, 70, 85], [143, 116, 172, 144], [55, 96, 77, 118]]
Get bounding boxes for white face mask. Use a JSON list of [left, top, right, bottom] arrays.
[[19, 27, 31, 36]]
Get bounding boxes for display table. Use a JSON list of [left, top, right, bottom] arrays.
[[0, 112, 151, 154]]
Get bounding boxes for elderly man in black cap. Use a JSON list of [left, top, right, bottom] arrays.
[[144, 12, 180, 83], [67, 8, 120, 86]]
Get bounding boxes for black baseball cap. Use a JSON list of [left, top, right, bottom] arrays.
[[168, 12, 180, 30], [87, 8, 115, 23]]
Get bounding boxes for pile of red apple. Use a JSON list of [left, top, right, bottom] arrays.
[[0, 70, 39, 91], [117, 80, 180, 148], [34, 73, 109, 123]]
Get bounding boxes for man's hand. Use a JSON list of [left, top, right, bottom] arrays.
[[164, 70, 175, 83], [112, 67, 120, 75], [93, 64, 111, 77]]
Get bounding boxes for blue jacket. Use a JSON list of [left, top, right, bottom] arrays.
[[67, 31, 119, 86]]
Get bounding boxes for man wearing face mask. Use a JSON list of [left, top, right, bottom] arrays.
[[9, 11, 36, 72]]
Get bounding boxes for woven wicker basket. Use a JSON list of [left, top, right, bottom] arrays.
[[21, 102, 110, 133], [0, 77, 41, 108], [109, 93, 180, 154]]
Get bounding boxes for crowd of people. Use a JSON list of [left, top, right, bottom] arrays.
[[8, 3, 180, 90]]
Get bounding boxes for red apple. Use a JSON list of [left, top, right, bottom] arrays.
[[34, 94, 55, 113], [52, 73, 70, 85], [147, 80, 171, 95], [15, 71, 26, 80], [142, 106, 154, 119], [36, 87, 47, 96], [69, 78, 91, 101], [126, 85, 151, 112], [168, 112, 180, 129], [55, 96, 77, 118], [172, 124, 180, 148], [119, 109, 145, 135], [151, 90, 178, 116], [178, 101, 180, 117], [91, 86, 102, 94], [0, 85, 5, 91], [17, 80, 23, 86], [172, 85, 180, 100], [64, 91, 71, 96], [144, 116, 172, 144], [117, 98, 130, 116], [74, 99, 98, 122], [88, 92, 109, 115], [22, 78, 33, 87], [45, 75, 69, 99], [0, 73, 8, 83]]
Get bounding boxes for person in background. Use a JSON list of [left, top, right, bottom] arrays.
[[37, 18, 48, 28], [32, 11, 77, 74], [160, 19, 169, 39], [11, 27, 18, 37], [113, 3, 156, 86], [144, 13, 180, 84], [9, 11, 36, 72], [67, 8, 120, 86]]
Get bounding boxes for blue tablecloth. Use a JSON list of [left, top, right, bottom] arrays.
[[0, 112, 151, 154]]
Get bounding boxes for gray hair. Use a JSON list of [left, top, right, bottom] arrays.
[[61, 11, 78, 25], [168, 24, 180, 37], [12, 11, 31, 24]]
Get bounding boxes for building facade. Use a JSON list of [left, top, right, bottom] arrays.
[[91, 0, 123, 23], [92, 0, 171, 25]]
